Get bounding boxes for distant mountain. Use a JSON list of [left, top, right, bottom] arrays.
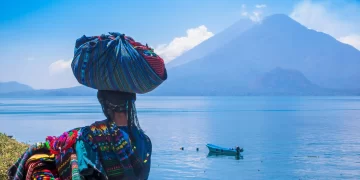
[[150, 14, 360, 95], [0, 85, 97, 96], [0, 81, 33, 93], [2, 14, 360, 97], [150, 67, 341, 96], [166, 18, 254, 69], [38, 86, 97, 96], [248, 67, 328, 95], [226, 14, 360, 89]]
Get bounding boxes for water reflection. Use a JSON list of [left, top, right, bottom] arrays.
[[207, 152, 244, 160]]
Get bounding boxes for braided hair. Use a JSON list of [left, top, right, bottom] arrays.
[[97, 90, 144, 143]]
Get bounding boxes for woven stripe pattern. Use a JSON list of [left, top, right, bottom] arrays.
[[71, 32, 167, 94], [79, 120, 144, 179]]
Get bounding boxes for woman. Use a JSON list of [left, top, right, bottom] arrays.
[[9, 32, 160, 180], [8, 90, 152, 180], [76, 90, 152, 180]]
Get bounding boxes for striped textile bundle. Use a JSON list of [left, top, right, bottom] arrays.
[[8, 142, 52, 180], [31, 169, 59, 180], [8, 130, 81, 180], [71, 32, 167, 94], [25, 154, 55, 179]]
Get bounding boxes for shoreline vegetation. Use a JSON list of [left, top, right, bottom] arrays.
[[0, 133, 28, 179]]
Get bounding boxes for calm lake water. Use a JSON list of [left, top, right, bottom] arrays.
[[1, 96, 360, 179]]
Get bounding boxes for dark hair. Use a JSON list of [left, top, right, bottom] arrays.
[[97, 90, 144, 142], [97, 90, 135, 118]]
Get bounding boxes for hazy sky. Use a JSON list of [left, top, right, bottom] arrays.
[[1, 0, 360, 89]]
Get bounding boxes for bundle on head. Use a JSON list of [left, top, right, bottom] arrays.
[[71, 32, 167, 94]]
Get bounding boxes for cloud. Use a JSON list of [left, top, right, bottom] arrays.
[[49, 59, 72, 75], [154, 25, 214, 63], [290, 0, 360, 50], [241, 4, 267, 22], [338, 35, 360, 50], [241, 12, 248, 16], [255, 4, 267, 9], [27, 57, 35, 61]]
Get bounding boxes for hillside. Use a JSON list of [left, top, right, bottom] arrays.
[[0, 86, 96, 96], [166, 18, 254, 69], [0, 133, 28, 179], [248, 67, 329, 95], [150, 14, 360, 95], [0, 81, 33, 94]]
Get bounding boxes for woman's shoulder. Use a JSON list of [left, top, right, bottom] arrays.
[[78, 119, 111, 135], [131, 128, 152, 158]]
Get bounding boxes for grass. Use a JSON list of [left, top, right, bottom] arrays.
[[0, 133, 29, 179]]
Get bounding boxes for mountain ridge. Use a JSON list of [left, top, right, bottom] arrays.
[[151, 13, 360, 96], [0, 81, 33, 94], [166, 18, 254, 69], [2, 14, 360, 96]]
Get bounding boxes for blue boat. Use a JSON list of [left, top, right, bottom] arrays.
[[206, 144, 243, 156]]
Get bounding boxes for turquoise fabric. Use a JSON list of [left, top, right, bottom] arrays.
[[75, 138, 106, 177]]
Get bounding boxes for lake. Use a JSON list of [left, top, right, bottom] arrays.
[[1, 96, 360, 179]]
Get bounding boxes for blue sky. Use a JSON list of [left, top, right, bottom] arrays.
[[1, 0, 360, 89]]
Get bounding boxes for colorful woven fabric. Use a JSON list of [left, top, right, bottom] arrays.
[[46, 128, 81, 180], [24, 154, 56, 180], [55, 147, 77, 180], [25, 154, 55, 169], [8, 121, 151, 180], [32, 168, 59, 180], [8, 128, 81, 180], [71, 32, 167, 94], [46, 129, 78, 155], [77, 119, 150, 180], [8, 142, 50, 180], [26, 161, 44, 180], [70, 154, 81, 180], [27, 161, 58, 180]]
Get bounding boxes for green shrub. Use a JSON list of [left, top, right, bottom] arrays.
[[0, 133, 29, 179]]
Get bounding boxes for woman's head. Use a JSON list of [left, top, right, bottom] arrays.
[[97, 90, 136, 120], [97, 90, 143, 133]]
